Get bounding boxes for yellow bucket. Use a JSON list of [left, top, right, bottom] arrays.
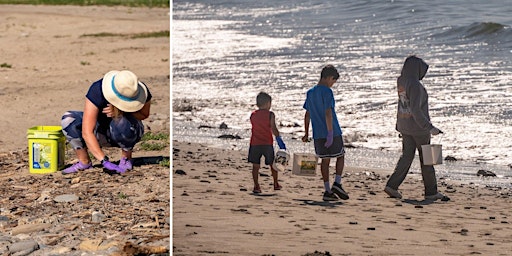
[[27, 126, 66, 174]]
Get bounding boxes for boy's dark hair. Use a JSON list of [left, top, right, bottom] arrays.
[[321, 64, 340, 80], [256, 92, 272, 107]]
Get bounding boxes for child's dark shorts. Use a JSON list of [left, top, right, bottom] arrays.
[[314, 135, 345, 159], [248, 145, 275, 165]]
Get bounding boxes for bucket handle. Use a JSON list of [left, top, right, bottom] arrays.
[[433, 133, 444, 145]]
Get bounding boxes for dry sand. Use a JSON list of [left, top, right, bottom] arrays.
[[0, 4, 170, 152], [173, 140, 512, 256], [0, 4, 170, 255]]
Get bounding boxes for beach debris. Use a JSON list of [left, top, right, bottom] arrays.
[[279, 121, 300, 127], [219, 122, 228, 129], [303, 251, 332, 256], [477, 169, 496, 177], [173, 99, 196, 112], [217, 134, 242, 140], [175, 169, 187, 175], [445, 156, 457, 161], [198, 125, 214, 129]]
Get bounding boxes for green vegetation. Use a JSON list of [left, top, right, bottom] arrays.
[[81, 30, 169, 39], [140, 131, 169, 151], [159, 157, 170, 167], [117, 192, 128, 199], [0, 0, 169, 7], [142, 131, 169, 141], [0, 63, 12, 68], [140, 141, 167, 151]]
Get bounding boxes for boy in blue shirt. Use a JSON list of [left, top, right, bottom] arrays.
[[302, 65, 349, 201]]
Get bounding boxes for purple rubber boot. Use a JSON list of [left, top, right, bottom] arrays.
[[62, 161, 92, 175]]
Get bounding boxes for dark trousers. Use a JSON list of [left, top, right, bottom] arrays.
[[386, 133, 438, 196]]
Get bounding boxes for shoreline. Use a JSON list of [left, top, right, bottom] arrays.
[[172, 119, 512, 189], [172, 140, 512, 256]]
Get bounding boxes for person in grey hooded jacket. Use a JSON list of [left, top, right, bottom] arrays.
[[384, 55, 450, 201]]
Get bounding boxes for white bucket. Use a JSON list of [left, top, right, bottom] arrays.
[[292, 153, 318, 176], [421, 144, 443, 165], [272, 149, 290, 172]]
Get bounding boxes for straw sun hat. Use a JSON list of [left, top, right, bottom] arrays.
[[101, 70, 148, 113]]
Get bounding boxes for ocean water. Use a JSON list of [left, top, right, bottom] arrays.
[[172, 0, 512, 186]]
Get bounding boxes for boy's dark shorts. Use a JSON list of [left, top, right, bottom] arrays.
[[248, 145, 275, 165], [314, 135, 345, 159]]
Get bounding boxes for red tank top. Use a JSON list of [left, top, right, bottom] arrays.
[[250, 110, 273, 145]]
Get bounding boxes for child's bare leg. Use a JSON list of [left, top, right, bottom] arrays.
[[270, 165, 280, 188], [321, 158, 331, 182], [335, 156, 344, 176], [252, 164, 261, 189]]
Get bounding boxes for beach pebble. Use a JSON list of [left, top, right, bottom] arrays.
[[54, 194, 79, 203], [7, 240, 39, 254], [92, 211, 106, 223], [444, 156, 457, 161], [477, 170, 496, 177], [11, 223, 51, 235], [175, 170, 187, 175]]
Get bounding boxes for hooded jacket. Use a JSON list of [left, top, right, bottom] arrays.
[[395, 56, 434, 135]]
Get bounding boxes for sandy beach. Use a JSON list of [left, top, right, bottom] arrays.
[[0, 5, 170, 255], [173, 140, 512, 256]]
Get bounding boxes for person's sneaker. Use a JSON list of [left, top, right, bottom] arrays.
[[332, 182, 349, 200], [384, 186, 403, 199], [119, 157, 133, 172], [274, 184, 282, 191], [323, 191, 339, 201], [425, 192, 450, 201], [62, 161, 92, 175]]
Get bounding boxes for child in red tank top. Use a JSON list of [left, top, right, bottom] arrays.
[[248, 92, 286, 194]]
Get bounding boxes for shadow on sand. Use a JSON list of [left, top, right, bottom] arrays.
[[402, 198, 436, 206], [293, 198, 344, 208]]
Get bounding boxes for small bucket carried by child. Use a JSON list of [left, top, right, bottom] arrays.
[[421, 134, 444, 165], [273, 149, 290, 172]]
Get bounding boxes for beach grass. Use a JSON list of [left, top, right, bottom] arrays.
[[0, 0, 169, 7]]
